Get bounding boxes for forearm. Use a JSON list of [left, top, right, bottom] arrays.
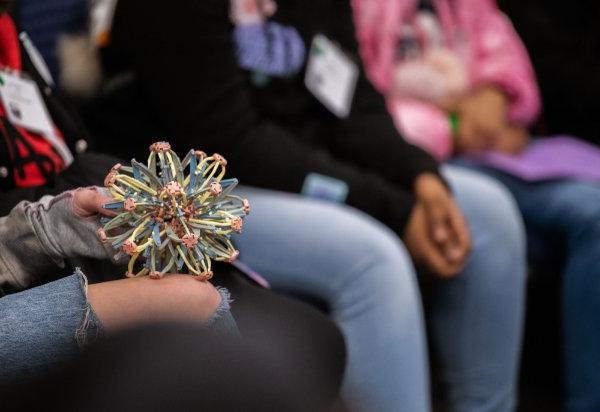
[[332, 17, 442, 190], [0, 185, 55, 217], [471, 0, 541, 125], [0, 190, 115, 291], [335, 107, 441, 190], [110, 0, 417, 233], [223, 121, 417, 235]]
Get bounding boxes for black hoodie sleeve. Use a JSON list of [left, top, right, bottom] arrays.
[[109, 0, 422, 234]]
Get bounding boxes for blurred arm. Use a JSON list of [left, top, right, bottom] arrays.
[[0, 190, 114, 292], [327, 1, 443, 191], [469, 0, 541, 126], [109, 0, 418, 234]]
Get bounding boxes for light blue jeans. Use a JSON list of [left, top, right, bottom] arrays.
[[0, 270, 236, 384], [460, 164, 600, 412], [235, 165, 527, 412]]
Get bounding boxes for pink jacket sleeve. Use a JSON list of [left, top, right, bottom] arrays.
[[465, 0, 541, 126]]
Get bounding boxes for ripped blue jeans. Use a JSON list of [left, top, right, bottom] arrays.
[[0, 270, 236, 384]]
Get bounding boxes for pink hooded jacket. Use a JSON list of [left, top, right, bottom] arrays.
[[351, 0, 541, 159]]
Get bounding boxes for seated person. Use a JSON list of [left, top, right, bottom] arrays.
[[0, 187, 234, 383], [0, 186, 342, 409], [499, 0, 600, 142], [2, 323, 341, 412], [0, 3, 345, 400], [84, 1, 527, 410], [353, 0, 600, 410], [0, 2, 118, 215]]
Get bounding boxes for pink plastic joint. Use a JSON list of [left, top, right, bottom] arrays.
[[209, 182, 222, 196]]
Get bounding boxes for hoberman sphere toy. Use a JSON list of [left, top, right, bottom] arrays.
[[98, 141, 250, 281]]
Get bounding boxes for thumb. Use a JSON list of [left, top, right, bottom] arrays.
[[73, 187, 117, 217]]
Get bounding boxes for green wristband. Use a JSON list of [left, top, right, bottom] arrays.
[[448, 112, 460, 139]]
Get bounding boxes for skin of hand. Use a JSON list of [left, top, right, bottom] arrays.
[[491, 124, 530, 155], [454, 86, 510, 154], [403, 173, 472, 278], [72, 187, 117, 218], [72, 188, 215, 291], [73, 189, 223, 331]]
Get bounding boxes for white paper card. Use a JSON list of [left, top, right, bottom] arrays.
[[0, 70, 54, 134], [305, 34, 358, 118], [0, 70, 73, 166]]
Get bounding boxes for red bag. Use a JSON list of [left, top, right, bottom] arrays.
[[0, 14, 69, 187]]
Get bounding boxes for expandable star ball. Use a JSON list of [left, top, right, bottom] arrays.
[[98, 141, 250, 281]]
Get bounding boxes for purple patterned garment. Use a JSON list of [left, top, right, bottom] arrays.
[[233, 22, 305, 77]]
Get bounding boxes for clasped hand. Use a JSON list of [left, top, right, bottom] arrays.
[[454, 86, 529, 155], [403, 173, 471, 278]]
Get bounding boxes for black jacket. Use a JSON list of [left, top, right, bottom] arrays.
[[88, 0, 442, 235]]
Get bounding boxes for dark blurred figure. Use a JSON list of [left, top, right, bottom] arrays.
[[2, 321, 344, 412], [354, 1, 600, 411], [0, 1, 118, 216], [499, 2, 600, 411], [499, 0, 600, 143]]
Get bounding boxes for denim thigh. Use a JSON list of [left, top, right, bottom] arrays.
[[0, 270, 103, 383]]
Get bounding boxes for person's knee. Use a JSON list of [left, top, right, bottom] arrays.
[[326, 204, 406, 259], [446, 166, 526, 253], [330, 207, 414, 275], [480, 181, 525, 248], [325, 207, 420, 310], [443, 167, 527, 301], [268, 199, 415, 283], [561, 192, 600, 240], [88, 275, 224, 332], [158, 275, 223, 321], [234, 188, 417, 298]]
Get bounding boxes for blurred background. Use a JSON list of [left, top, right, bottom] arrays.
[[0, 0, 600, 412]]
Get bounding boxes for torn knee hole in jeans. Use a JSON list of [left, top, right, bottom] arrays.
[[206, 286, 233, 326], [205, 287, 239, 336], [74, 268, 104, 348], [73, 271, 236, 341]]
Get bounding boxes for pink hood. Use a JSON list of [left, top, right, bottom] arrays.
[[351, 0, 541, 159]]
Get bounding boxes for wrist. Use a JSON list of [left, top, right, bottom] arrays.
[[414, 172, 446, 199], [475, 84, 509, 101]]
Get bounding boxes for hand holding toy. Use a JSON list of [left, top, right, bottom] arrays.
[[98, 142, 250, 281]]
